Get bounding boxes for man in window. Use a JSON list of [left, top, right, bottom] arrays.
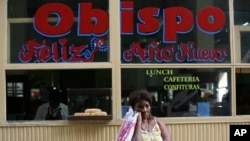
[[34, 88, 68, 120]]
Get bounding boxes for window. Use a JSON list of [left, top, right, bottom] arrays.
[[7, 82, 24, 97], [234, 0, 250, 116], [8, 0, 109, 63], [6, 69, 112, 120], [236, 68, 250, 115], [120, 0, 232, 118], [6, 75, 27, 120], [234, 30, 250, 114], [7, 0, 112, 121], [120, 0, 230, 63], [121, 68, 231, 117], [67, 88, 112, 120]]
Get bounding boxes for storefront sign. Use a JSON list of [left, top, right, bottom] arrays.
[[121, 2, 225, 43], [19, 3, 109, 63], [19, 37, 108, 63], [33, 3, 109, 37], [121, 1, 229, 63], [123, 41, 228, 63], [145, 69, 200, 90], [18, 2, 229, 63]]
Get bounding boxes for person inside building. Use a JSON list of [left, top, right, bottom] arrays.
[[34, 88, 68, 120], [128, 89, 172, 141]]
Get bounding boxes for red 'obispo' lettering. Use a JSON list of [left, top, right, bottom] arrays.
[[121, 1, 226, 43], [33, 3, 109, 37], [33, 2, 225, 42], [33, 3, 74, 37]]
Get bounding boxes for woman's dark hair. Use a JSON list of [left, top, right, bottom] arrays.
[[128, 89, 152, 109]]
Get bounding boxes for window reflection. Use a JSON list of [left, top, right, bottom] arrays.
[[7, 82, 24, 97]]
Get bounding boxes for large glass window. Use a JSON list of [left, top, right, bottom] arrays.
[[6, 69, 112, 120], [234, 0, 250, 116], [7, 0, 112, 121], [120, 0, 230, 63], [8, 0, 109, 63], [233, 0, 250, 63], [121, 68, 231, 117]]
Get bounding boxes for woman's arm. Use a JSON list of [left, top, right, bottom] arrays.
[[131, 113, 142, 141], [156, 118, 172, 141]]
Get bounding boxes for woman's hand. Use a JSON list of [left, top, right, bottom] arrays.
[[135, 112, 142, 125], [131, 112, 143, 141]]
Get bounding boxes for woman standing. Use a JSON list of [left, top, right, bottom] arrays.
[[128, 89, 172, 141]]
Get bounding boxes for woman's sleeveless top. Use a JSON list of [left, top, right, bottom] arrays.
[[141, 118, 163, 141]]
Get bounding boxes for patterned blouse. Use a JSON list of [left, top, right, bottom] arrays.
[[141, 118, 163, 141]]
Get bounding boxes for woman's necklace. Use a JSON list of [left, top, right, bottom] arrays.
[[142, 120, 150, 132]]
